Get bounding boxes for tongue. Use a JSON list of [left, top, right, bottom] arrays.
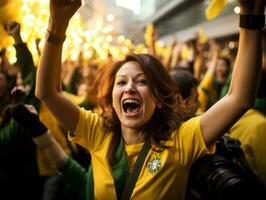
[[127, 107, 140, 115]]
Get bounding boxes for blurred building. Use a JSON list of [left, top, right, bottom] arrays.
[[80, 0, 241, 44]]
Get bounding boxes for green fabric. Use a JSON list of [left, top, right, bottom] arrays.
[[14, 43, 35, 80], [0, 118, 38, 180], [214, 79, 224, 98], [220, 71, 232, 99], [59, 156, 91, 200], [14, 42, 40, 110], [253, 98, 266, 115], [220, 71, 266, 116], [112, 136, 130, 199], [87, 163, 94, 200], [79, 99, 96, 111], [59, 136, 129, 200]]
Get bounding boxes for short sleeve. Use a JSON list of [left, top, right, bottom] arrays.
[[68, 108, 104, 152], [176, 116, 215, 165]]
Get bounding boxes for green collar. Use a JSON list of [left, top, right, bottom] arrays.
[[112, 136, 130, 199], [87, 136, 129, 200], [253, 98, 266, 116]]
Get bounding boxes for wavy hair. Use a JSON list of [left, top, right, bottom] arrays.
[[98, 54, 182, 161]]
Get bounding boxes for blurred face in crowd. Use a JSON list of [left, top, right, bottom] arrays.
[[112, 61, 156, 132], [216, 58, 230, 78]]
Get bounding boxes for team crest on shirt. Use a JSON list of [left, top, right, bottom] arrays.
[[147, 153, 162, 174]]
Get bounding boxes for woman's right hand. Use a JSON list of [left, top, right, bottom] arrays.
[[48, 0, 82, 35]]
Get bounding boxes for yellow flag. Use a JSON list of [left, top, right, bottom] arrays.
[[205, 0, 228, 21], [144, 22, 154, 46], [198, 27, 208, 44]]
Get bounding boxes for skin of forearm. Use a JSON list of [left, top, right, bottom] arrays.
[[36, 42, 63, 99], [32, 131, 67, 167], [36, 19, 69, 99]]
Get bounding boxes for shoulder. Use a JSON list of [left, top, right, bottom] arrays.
[[170, 116, 203, 147], [177, 116, 202, 136]]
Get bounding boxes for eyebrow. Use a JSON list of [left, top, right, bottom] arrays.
[[116, 72, 145, 78]]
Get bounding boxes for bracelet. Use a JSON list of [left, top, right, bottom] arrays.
[[45, 30, 66, 45], [239, 14, 265, 29]]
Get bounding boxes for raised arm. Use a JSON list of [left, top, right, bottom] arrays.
[[35, 0, 82, 133], [5, 22, 35, 79], [201, 0, 265, 147]]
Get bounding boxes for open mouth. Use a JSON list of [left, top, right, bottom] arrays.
[[122, 99, 141, 115]]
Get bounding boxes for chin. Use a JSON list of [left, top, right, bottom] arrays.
[[122, 120, 145, 130]]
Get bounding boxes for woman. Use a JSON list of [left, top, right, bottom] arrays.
[[35, 0, 265, 199]]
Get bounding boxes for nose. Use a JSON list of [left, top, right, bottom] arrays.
[[124, 81, 136, 94]]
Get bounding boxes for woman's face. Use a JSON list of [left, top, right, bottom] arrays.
[[215, 58, 229, 77], [112, 61, 156, 131]]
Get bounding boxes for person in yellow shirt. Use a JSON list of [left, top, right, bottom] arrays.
[[198, 42, 231, 113], [229, 70, 266, 188], [35, 0, 265, 199]]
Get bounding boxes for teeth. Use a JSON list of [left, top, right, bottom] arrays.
[[123, 99, 140, 104]]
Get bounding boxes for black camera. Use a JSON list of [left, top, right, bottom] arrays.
[[186, 135, 265, 200]]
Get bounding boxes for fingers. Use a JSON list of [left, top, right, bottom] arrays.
[[4, 21, 20, 35], [49, 0, 82, 23]]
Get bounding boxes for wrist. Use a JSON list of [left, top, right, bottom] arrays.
[[32, 130, 51, 149], [45, 30, 66, 45], [46, 19, 68, 45], [239, 14, 265, 30]]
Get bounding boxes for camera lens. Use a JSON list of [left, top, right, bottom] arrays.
[[187, 155, 257, 200]]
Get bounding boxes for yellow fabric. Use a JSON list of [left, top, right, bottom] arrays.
[[229, 109, 266, 187], [125, 142, 144, 172], [69, 108, 215, 200], [205, 0, 228, 20], [197, 73, 217, 113], [38, 104, 76, 176], [37, 92, 85, 176]]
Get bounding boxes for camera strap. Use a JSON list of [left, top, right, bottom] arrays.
[[120, 141, 151, 200], [86, 136, 151, 200]]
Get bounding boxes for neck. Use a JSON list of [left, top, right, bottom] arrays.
[[121, 127, 145, 145]]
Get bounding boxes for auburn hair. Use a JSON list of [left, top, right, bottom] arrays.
[[98, 54, 182, 163]]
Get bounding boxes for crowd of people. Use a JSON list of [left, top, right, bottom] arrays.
[[0, 0, 266, 199]]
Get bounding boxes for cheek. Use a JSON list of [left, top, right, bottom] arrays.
[[112, 88, 121, 111]]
